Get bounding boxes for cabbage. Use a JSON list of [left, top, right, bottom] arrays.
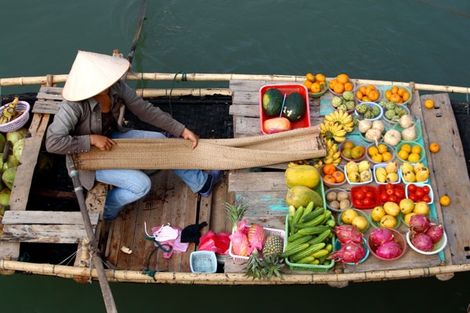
[[343, 91, 354, 101], [6, 128, 27, 145], [13, 138, 24, 162], [2, 167, 16, 190], [332, 96, 343, 108]]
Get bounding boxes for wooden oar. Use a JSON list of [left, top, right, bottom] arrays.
[[127, 0, 147, 64]]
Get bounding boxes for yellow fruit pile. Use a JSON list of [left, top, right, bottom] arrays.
[[342, 140, 365, 160], [304, 73, 327, 93], [400, 162, 430, 183], [341, 208, 369, 232], [385, 86, 410, 104], [356, 84, 380, 102], [367, 143, 393, 163], [345, 160, 372, 183], [375, 161, 399, 183], [329, 73, 354, 95], [323, 139, 341, 165], [397, 143, 421, 163]]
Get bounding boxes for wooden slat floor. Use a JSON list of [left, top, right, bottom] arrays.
[[103, 170, 231, 272]]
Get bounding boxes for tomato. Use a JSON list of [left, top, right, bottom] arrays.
[[355, 190, 366, 200], [409, 193, 418, 202], [408, 184, 417, 193], [385, 183, 394, 190], [363, 198, 373, 207], [366, 191, 375, 199], [422, 195, 431, 203], [423, 186, 430, 194], [380, 193, 389, 203], [386, 188, 394, 196], [415, 188, 425, 199], [395, 189, 405, 199], [388, 195, 398, 203], [355, 198, 364, 206]]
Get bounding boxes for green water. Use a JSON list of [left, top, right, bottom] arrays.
[[1, 0, 470, 312]]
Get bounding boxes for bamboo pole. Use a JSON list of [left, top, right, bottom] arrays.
[[1, 259, 470, 285], [135, 88, 232, 97], [1, 73, 470, 95]]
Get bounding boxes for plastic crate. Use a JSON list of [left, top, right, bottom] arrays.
[[284, 215, 335, 272], [259, 83, 310, 135], [228, 226, 285, 264], [190, 251, 217, 273]]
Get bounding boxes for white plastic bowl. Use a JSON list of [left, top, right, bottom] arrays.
[[406, 231, 447, 255], [190, 251, 217, 273], [405, 183, 434, 205]]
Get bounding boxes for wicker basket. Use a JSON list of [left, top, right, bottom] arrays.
[[0, 101, 30, 133]]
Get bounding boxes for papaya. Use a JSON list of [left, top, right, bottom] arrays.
[[262, 88, 283, 116], [285, 165, 320, 189], [286, 185, 323, 208], [282, 92, 306, 122], [263, 117, 291, 134]]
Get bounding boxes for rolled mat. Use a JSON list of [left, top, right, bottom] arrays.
[[73, 126, 326, 170]]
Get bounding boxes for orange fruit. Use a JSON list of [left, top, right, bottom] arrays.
[[382, 151, 393, 162], [311, 82, 321, 93], [424, 99, 434, 109], [323, 164, 336, 175], [398, 150, 409, 161], [359, 86, 368, 95], [332, 170, 345, 183], [385, 90, 392, 100], [344, 82, 354, 91], [356, 91, 363, 100], [329, 79, 337, 90], [323, 174, 336, 185], [306, 73, 315, 82], [402, 92, 410, 102], [369, 90, 379, 101], [391, 86, 399, 94], [315, 73, 326, 83], [304, 80, 313, 89], [390, 94, 401, 103], [398, 88, 406, 96], [337, 74, 349, 84], [429, 143, 440, 153], [334, 83, 345, 94], [440, 195, 451, 207]]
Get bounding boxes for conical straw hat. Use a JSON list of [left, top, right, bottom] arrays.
[[62, 50, 130, 101]]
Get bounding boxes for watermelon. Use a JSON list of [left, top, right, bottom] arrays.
[[262, 88, 283, 116], [283, 92, 306, 122]]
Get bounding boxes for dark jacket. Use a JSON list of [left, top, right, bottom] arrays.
[[46, 80, 185, 190]]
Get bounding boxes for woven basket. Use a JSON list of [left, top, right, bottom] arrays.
[[0, 101, 30, 133]]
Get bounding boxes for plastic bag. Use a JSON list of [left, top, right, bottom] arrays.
[[198, 231, 230, 255]]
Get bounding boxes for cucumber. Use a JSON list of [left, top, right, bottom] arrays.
[[287, 235, 313, 246], [310, 259, 320, 265], [326, 243, 333, 252], [292, 206, 305, 226], [308, 229, 331, 245], [300, 207, 324, 223], [287, 231, 304, 242], [297, 211, 327, 228], [326, 217, 336, 227], [312, 249, 330, 259], [300, 201, 314, 219], [297, 225, 330, 236], [283, 243, 309, 257], [291, 243, 326, 262], [296, 255, 316, 264]]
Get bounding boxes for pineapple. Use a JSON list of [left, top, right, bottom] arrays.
[[262, 235, 284, 259], [245, 250, 284, 280], [225, 202, 248, 228]]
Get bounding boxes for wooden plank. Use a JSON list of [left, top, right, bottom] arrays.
[[38, 86, 64, 94], [210, 177, 233, 234], [32, 100, 64, 114], [2, 211, 99, 225], [178, 183, 198, 272], [228, 171, 286, 192], [229, 80, 272, 92], [233, 116, 260, 137], [1, 224, 89, 243], [418, 93, 470, 264], [0, 113, 50, 261], [36, 92, 64, 101]]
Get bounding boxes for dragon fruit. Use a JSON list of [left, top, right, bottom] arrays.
[[411, 233, 434, 252], [409, 214, 431, 233], [375, 241, 403, 259], [247, 224, 266, 251], [369, 228, 394, 247], [230, 230, 251, 256], [335, 225, 363, 244], [426, 224, 444, 243], [329, 242, 366, 264]]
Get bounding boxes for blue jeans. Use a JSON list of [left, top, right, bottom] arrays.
[[96, 130, 208, 220]]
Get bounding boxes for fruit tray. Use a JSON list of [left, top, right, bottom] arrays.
[[351, 185, 378, 210]]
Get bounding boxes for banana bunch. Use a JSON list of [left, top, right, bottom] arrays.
[[323, 139, 341, 165], [323, 110, 354, 132], [320, 121, 347, 142], [0, 97, 20, 124]]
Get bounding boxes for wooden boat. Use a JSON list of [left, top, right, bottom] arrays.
[[0, 72, 469, 286]]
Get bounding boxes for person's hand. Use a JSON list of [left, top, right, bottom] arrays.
[[181, 128, 199, 149], [90, 134, 116, 151]]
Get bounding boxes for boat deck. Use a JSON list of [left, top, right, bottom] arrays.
[[1, 80, 470, 282]]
